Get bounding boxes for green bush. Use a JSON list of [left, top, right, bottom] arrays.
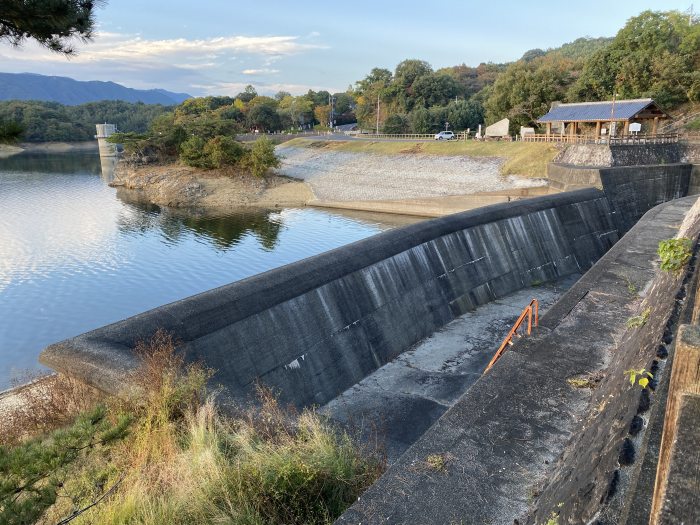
[[658, 237, 692, 273], [179, 135, 211, 168], [203, 135, 246, 168], [247, 136, 282, 177]]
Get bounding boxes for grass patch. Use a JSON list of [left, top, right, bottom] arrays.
[[280, 138, 558, 178], [626, 307, 651, 329], [425, 453, 448, 471], [658, 237, 692, 273], [566, 372, 603, 389], [1, 330, 384, 525]]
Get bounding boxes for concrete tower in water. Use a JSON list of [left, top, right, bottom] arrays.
[[95, 123, 118, 157]]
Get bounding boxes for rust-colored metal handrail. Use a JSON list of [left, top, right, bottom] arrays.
[[484, 299, 539, 373]]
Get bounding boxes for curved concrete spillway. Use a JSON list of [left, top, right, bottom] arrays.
[[40, 158, 691, 411], [42, 188, 624, 407]]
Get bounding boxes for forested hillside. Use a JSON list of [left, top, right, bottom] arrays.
[[0, 100, 173, 141]]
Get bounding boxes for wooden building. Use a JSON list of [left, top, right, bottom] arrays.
[[536, 98, 670, 139]]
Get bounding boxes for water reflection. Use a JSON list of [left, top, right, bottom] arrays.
[[115, 189, 283, 251], [99, 155, 119, 183], [0, 152, 101, 174]]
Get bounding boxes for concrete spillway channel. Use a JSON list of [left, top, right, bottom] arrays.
[[323, 276, 579, 462]]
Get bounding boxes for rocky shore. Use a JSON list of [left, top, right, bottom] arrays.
[[111, 161, 313, 209]]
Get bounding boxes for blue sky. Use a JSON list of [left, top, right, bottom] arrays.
[[0, 0, 694, 96]]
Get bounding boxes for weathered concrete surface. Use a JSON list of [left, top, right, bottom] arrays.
[[555, 143, 683, 167], [547, 163, 605, 192], [547, 163, 691, 208], [41, 189, 618, 408], [323, 277, 577, 462], [337, 196, 700, 525], [599, 164, 691, 232]]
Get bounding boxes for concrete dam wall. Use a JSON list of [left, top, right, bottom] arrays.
[[40, 166, 690, 410]]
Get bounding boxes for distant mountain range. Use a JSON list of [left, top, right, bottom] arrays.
[[0, 72, 191, 105]]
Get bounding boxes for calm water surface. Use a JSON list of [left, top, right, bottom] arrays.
[[0, 152, 420, 388]]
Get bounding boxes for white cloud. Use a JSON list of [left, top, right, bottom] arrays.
[[242, 68, 280, 75], [199, 81, 342, 97], [0, 31, 333, 95], [6, 32, 325, 64]]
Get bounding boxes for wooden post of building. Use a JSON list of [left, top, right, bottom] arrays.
[[624, 120, 630, 136], [546, 122, 552, 142], [595, 121, 601, 140], [653, 117, 659, 136], [650, 325, 700, 524]]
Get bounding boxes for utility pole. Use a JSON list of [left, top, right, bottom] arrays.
[[609, 92, 618, 138], [376, 94, 380, 134], [328, 93, 335, 129]]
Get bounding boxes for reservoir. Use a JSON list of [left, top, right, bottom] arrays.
[[0, 151, 419, 388]]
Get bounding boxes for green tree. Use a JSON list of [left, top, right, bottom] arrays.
[[447, 99, 484, 131], [382, 114, 409, 134], [236, 85, 258, 103], [246, 104, 281, 132], [412, 73, 460, 108], [0, 0, 101, 55], [570, 10, 700, 106], [0, 119, 23, 142], [485, 55, 574, 132], [393, 59, 433, 112]]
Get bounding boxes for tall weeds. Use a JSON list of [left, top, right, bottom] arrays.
[[1, 330, 385, 525]]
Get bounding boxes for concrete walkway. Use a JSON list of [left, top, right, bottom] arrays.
[[323, 275, 579, 462]]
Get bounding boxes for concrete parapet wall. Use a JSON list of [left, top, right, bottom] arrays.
[[338, 195, 700, 525], [41, 189, 619, 407], [555, 143, 682, 167]]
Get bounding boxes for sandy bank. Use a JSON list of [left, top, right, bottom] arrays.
[[276, 144, 548, 202], [112, 162, 313, 209], [0, 144, 23, 158]]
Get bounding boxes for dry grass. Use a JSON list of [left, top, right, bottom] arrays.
[[2, 331, 384, 525], [1, 373, 104, 447], [281, 138, 559, 178]]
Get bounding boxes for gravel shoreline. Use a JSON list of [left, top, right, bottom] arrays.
[[276, 145, 548, 201]]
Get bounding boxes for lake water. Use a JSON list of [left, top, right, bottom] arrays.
[[0, 152, 420, 388]]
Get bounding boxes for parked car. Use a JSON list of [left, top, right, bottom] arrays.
[[434, 131, 455, 140]]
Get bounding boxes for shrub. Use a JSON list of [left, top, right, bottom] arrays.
[[247, 136, 281, 177], [203, 135, 246, 168], [658, 237, 692, 273], [179, 135, 211, 168]]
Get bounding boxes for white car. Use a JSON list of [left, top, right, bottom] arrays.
[[434, 131, 455, 140]]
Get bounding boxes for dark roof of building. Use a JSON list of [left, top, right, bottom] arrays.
[[537, 98, 668, 123]]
